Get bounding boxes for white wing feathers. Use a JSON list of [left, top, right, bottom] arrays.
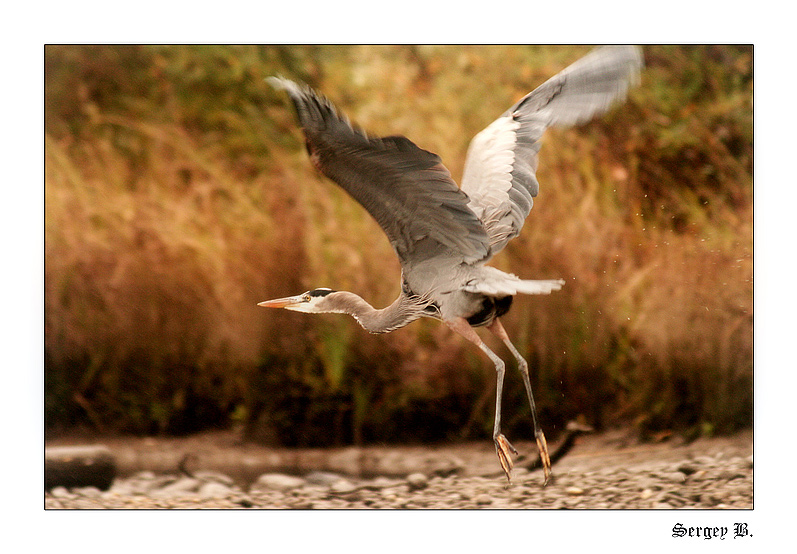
[[461, 265, 564, 296], [461, 46, 643, 257], [463, 267, 565, 296]]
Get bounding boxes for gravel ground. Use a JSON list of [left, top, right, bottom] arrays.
[[45, 428, 752, 509]]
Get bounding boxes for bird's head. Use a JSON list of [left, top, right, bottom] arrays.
[[258, 288, 337, 313]]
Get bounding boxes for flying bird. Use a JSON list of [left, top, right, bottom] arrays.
[[260, 46, 642, 484]]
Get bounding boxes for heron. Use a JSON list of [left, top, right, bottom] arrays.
[[260, 46, 642, 484]]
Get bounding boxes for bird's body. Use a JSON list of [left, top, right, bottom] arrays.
[[261, 46, 643, 483]]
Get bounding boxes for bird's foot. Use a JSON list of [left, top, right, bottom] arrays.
[[536, 431, 552, 486], [494, 434, 518, 483]]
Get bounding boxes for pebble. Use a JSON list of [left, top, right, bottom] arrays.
[[251, 473, 305, 491], [199, 482, 233, 499], [195, 471, 236, 486], [474, 494, 493, 505], [45, 441, 753, 510], [305, 471, 344, 486], [369, 476, 402, 489], [406, 473, 429, 491], [50, 487, 72, 498], [329, 479, 358, 494], [663, 471, 687, 483], [76, 486, 102, 498], [160, 477, 200, 494]]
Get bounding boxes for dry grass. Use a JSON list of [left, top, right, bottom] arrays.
[[45, 45, 752, 443]]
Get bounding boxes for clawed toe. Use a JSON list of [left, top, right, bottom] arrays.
[[494, 434, 518, 482], [536, 431, 552, 486]]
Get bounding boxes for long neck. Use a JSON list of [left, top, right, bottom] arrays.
[[324, 291, 425, 334]]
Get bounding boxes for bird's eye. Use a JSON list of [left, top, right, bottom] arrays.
[[302, 294, 311, 302]]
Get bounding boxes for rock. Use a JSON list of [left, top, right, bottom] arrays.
[[329, 479, 358, 494], [120, 473, 174, 495], [251, 473, 305, 491], [50, 486, 72, 498], [45, 445, 116, 492], [406, 473, 429, 491], [194, 471, 235, 486], [305, 471, 344, 486], [663, 471, 687, 483], [474, 494, 493, 506], [368, 476, 402, 489], [431, 456, 465, 477], [708, 493, 727, 506], [199, 481, 233, 500], [74, 486, 102, 498], [447, 492, 463, 502], [41, 429, 754, 510], [718, 470, 745, 480], [152, 477, 200, 498]]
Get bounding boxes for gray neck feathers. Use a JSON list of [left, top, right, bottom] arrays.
[[320, 291, 426, 334]]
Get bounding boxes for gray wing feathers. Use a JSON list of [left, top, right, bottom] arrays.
[[509, 45, 643, 127], [461, 46, 643, 256], [269, 77, 490, 265]]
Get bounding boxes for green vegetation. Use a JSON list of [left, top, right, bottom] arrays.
[[45, 45, 752, 444]]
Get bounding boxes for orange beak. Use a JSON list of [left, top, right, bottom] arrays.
[[257, 295, 306, 309]]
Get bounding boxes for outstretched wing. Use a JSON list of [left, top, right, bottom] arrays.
[[269, 77, 490, 265], [461, 46, 643, 255]]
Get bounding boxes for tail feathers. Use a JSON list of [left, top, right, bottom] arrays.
[[463, 277, 565, 296], [513, 279, 566, 295]]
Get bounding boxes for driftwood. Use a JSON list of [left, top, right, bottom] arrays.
[[45, 445, 116, 491]]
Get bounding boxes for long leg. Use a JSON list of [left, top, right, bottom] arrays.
[[487, 318, 551, 485], [446, 318, 517, 482]]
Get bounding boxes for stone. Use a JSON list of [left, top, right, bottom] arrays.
[[474, 494, 493, 506], [74, 486, 102, 498], [152, 477, 201, 498], [305, 471, 344, 486], [368, 476, 402, 489], [199, 481, 233, 500], [50, 486, 72, 498], [406, 473, 429, 491], [329, 479, 358, 494], [251, 473, 305, 491], [194, 471, 235, 486], [663, 471, 687, 483]]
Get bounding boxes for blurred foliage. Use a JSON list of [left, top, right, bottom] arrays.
[[45, 45, 752, 445]]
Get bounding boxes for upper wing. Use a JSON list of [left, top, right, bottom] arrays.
[[269, 77, 490, 265], [461, 46, 643, 255]]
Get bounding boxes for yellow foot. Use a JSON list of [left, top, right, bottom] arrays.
[[494, 434, 518, 482], [536, 432, 552, 486]]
